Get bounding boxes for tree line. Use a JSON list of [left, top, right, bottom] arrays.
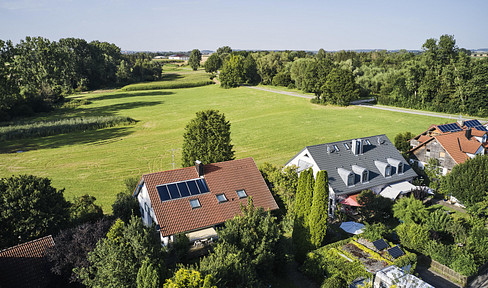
[[0, 37, 163, 122], [207, 35, 488, 115]]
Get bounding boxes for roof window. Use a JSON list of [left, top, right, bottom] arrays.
[[189, 199, 201, 209], [216, 193, 228, 203], [236, 189, 247, 199]]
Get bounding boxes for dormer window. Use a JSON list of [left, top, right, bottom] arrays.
[[216, 194, 228, 203], [387, 158, 403, 175], [189, 199, 201, 209], [338, 168, 355, 186], [374, 160, 391, 178], [397, 163, 404, 174], [236, 189, 247, 198], [362, 170, 369, 183]]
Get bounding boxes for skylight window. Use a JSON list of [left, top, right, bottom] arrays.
[[216, 194, 228, 203], [365, 139, 371, 145], [343, 143, 350, 150], [333, 144, 340, 152], [189, 199, 201, 209], [236, 189, 247, 199]]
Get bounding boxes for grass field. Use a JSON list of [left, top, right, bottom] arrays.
[[0, 70, 449, 212]]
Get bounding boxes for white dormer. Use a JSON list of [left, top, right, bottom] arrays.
[[338, 168, 355, 186], [352, 165, 368, 183], [375, 160, 392, 177], [387, 158, 404, 174]]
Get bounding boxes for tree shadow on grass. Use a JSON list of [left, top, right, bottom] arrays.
[[69, 101, 165, 118], [88, 91, 174, 101], [1, 126, 135, 154], [161, 73, 184, 81]]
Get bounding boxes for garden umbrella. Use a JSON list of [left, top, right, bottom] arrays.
[[339, 221, 365, 234]]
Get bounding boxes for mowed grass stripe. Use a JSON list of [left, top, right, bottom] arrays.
[[0, 84, 444, 212]]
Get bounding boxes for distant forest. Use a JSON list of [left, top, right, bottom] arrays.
[[0, 37, 163, 122], [1, 34, 487, 122], [208, 35, 488, 117]]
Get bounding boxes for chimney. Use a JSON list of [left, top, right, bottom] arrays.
[[195, 160, 204, 177], [352, 139, 362, 155], [465, 128, 472, 140]]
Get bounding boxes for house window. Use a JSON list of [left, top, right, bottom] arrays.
[[347, 173, 355, 186], [189, 199, 201, 209], [385, 166, 391, 177], [144, 202, 149, 212], [426, 148, 431, 157], [236, 189, 247, 199], [362, 170, 368, 183], [439, 152, 445, 159], [216, 193, 228, 203], [397, 163, 403, 174]]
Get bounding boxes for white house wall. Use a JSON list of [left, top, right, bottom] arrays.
[[137, 184, 158, 227], [286, 148, 321, 176]]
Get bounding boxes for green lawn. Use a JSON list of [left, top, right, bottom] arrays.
[[0, 74, 449, 212]]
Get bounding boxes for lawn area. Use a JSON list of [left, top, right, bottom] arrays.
[[0, 73, 450, 212], [121, 68, 212, 91]]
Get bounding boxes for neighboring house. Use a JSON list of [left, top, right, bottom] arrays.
[[0, 235, 55, 288], [168, 54, 189, 61], [410, 119, 488, 175], [154, 55, 167, 59], [373, 265, 434, 288], [133, 157, 279, 246], [285, 134, 417, 217]]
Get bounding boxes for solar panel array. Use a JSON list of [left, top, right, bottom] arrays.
[[437, 123, 462, 133], [387, 245, 405, 259], [157, 178, 209, 202], [464, 120, 488, 131], [372, 239, 389, 251]]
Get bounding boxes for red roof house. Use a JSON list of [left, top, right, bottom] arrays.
[[0, 235, 55, 288], [133, 157, 278, 245]]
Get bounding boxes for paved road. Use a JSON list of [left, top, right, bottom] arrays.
[[245, 86, 480, 121]]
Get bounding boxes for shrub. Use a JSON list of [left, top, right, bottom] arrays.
[[0, 116, 136, 141], [396, 223, 429, 252], [121, 80, 214, 91], [393, 251, 417, 274], [361, 222, 390, 242]]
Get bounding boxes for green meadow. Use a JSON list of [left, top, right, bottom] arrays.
[[0, 69, 448, 212]]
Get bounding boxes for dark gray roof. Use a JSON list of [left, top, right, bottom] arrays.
[[292, 134, 417, 196]]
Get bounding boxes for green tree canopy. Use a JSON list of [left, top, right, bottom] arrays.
[[76, 217, 165, 288], [219, 54, 245, 88], [163, 268, 215, 288], [441, 155, 488, 207], [392, 195, 428, 224], [321, 67, 360, 106], [394, 131, 414, 154], [204, 53, 222, 74], [199, 198, 281, 287], [0, 174, 70, 249], [70, 194, 103, 226], [189, 49, 202, 71], [181, 110, 234, 167]]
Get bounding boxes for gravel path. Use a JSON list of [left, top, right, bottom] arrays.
[[245, 86, 479, 121]]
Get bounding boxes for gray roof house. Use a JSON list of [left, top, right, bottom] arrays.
[[285, 134, 418, 217]]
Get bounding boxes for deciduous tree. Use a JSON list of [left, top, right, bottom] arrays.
[[392, 195, 428, 224], [0, 175, 70, 249], [189, 49, 202, 71], [219, 55, 245, 88]]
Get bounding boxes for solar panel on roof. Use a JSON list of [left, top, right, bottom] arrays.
[[187, 180, 200, 195], [387, 245, 404, 259], [157, 185, 171, 201], [167, 183, 180, 199], [474, 125, 488, 132], [177, 182, 190, 197], [196, 178, 209, 193], [373, 239, 389, 251], [438, 123, 462, 133], [464, 120, 482, 127], [158, 178, 210, 202]]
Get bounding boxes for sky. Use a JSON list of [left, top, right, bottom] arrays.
[[1, 0, 487, 52]]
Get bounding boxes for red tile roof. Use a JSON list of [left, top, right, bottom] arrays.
[[142, 158, 278, 237], [0, 235, 55, 288], [435, 131, 482, 164], [417, 135, 432, 144]]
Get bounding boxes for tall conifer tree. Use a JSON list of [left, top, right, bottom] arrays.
[[309, 170, 328, 248]]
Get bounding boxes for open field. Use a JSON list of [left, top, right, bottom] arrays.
[[0, 72, 450, 212]]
